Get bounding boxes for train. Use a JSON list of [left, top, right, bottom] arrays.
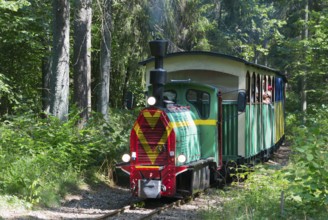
[[116, 39, 286, 199]]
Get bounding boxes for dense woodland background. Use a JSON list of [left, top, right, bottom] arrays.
[[0, 0, 327, 218]]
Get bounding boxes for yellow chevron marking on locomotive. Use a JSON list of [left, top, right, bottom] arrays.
[[133, 123, 157, 164], [133, 122, 173, 164], [158, 125, 173, 145], [143, 110, 162, 129]]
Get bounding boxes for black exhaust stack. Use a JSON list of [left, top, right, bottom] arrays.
[[149, 39, 168, 107]]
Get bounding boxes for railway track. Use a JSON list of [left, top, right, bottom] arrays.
[[96, 194, 201, 220], [96, 144, 290, 220]]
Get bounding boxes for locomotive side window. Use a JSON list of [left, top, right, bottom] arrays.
[[186, 89, 210, 119], [163, 90, 177, 102]]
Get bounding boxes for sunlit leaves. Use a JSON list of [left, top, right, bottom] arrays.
[[0, 0, 30, 11]]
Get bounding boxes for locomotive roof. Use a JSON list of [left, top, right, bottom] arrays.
[[139, 51, 287, 81]]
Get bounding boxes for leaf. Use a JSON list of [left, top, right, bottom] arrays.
[[291, 195, 303, 203], [296, 147, 306, 153], [306, 154, 314, 161]]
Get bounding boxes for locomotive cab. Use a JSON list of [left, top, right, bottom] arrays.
[[164, 82, 221, 167]]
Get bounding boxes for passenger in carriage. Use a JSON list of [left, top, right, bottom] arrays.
[[263, 85, 272, 104], [263, 93, 271, 104], [264, 86, 274, 110]]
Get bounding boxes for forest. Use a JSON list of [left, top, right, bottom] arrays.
[[0, 0, 327, 218]]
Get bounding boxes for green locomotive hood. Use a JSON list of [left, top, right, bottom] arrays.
[[165, 106, 201, 166]]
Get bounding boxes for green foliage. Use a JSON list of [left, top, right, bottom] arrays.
[[203, 106, 328, 219], [0, 195, 32, 211], [206, 166, 288, 220], [0, 0, 52, 114], [0, 73, 16, 105], [284, 106, 328, 215], [0, 0, 30, 11], [0, 108, 137, 207]]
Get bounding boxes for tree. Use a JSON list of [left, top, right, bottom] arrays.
[[97, 0, 111, 120], [149, 0, 212, 51], [275, 0, 328, 114], [73, 0, 92, 124], [109, 0, 153, 108], [39, 1, 54, 114], [50, 0, 70, 121], [0, 0, 53, 115]]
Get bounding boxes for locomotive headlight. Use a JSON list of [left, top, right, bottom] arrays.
[[122, 154, 131, 163], [147, 96, 156, 106], [131, 151, 137, 160], [177, 154, 186, 163]]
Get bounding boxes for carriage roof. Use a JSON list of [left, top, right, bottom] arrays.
[[140, 51, 286, 81]]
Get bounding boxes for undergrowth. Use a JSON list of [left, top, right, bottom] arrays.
[[203, 105, 328, 219], [0, 108, 137, 208]]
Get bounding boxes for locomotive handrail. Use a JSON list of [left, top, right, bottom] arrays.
[[116, 162, 130, 166], [185, 158, 214, 169]]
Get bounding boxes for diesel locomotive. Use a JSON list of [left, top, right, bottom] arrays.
[[116, 39, 286, 199]]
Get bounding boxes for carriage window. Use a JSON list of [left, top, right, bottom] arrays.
[[263, 76, 267, 93], [272, 77, 275, 102], [246, 72, 250, 103], [257, 75, 261, 103], [163, 90, 177, 102], [251, 73, 256, 103], [186, 89, 210, 119]]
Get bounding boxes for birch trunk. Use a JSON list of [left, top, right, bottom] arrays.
[[97, 0, 112, 120], [50, 0, 70, 121], [73, 0, 92, 125], [301, 0, 309, 123]]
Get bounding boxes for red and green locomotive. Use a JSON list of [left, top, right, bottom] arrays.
[[117, 39, 286, 199]]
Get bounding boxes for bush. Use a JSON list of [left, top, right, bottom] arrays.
[[284, 105, 328, 216], [0, 108, 137, 207]]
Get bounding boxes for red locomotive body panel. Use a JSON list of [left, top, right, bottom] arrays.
[[120, 107, 188, 198]]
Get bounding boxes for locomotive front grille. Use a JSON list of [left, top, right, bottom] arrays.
[[132, 108, 172, 165], [136, 121, 169, 165]]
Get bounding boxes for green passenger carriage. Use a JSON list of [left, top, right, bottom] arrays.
[[117, 40, 286, 198]]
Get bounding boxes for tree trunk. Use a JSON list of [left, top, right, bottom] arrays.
[[73, 0, 92, 125], [301, 0, 309, 123], [41, 47, 52, 114], [213, 0, 222, 29], [97, 0, 112, 120], [50, 0, 70, 121], [122, 65, 131, 108]]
